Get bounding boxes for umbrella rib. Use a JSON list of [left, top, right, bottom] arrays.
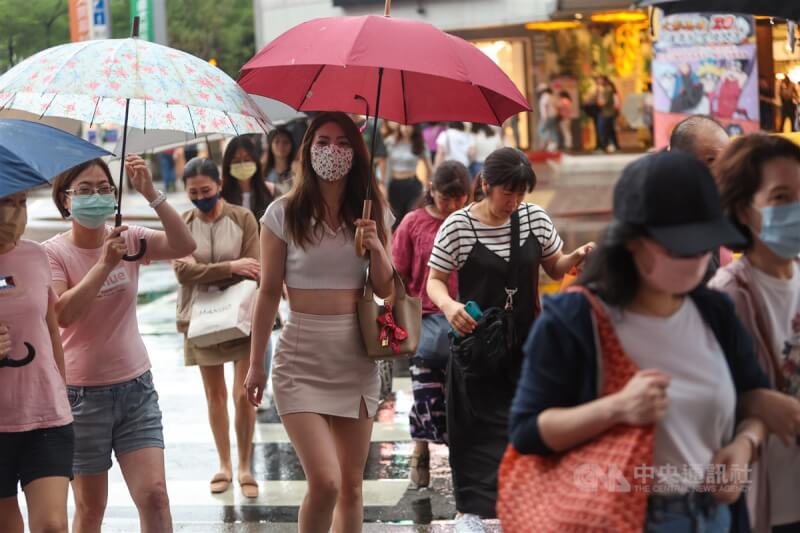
[[89, 97, 101, 128], [297, 65, 325, 110], [38, 93, 58, 119], [187, 106, 197, 137], [224, 111, 240, 137], [0, 93, 16, 112], [478, 85, 502, 126], [400, 70, 409, 125]]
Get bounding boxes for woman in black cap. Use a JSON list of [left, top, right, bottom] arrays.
[[509, 150, 772, 532]]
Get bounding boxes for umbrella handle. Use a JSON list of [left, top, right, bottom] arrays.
[[116, 213, 148, 262], [354, 200, 373, 257], [123, 239, 148, 262], [0, 342, 36, 368]]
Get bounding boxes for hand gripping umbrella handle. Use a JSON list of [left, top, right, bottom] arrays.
[[0, 342, 36, 368], [116, 213, 148, 262], [354, 200, 373, 257]]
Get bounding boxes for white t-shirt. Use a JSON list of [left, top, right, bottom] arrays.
[[241, 191, 252, 211], [428, 203, 562, 273], [751, 264, 800, 526], [436, 129, 474, 167], [608, 299, 736, 494], [472, 130, 504, 163]]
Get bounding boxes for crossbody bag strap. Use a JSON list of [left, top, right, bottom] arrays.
[[504, 209, 521, 311]]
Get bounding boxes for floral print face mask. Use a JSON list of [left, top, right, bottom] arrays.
[[310, 144, 353, 182]]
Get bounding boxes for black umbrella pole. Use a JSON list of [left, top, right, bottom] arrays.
[[116, 98, 131, 226], [115, 98, 148, 262], [356, 67, 384, 256]]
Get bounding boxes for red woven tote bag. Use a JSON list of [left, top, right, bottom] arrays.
[[497, 286, 655, 532]]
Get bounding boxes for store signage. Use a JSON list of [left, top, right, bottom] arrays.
[[659, 14, 752, 47], [651, 13, 760, 148]]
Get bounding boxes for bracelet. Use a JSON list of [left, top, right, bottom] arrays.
[[148, 190, 167, 209], [737, 431, 761, 461]]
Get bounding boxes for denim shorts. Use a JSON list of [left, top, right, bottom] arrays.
[[67, 370, 164, 476]]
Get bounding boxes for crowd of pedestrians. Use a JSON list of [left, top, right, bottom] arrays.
[[3, 107, 800, 533]]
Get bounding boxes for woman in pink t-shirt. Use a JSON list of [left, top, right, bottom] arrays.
[[44, 156, 195, 532], [392, 161, 470, 488], [0, 190, 73, 533]]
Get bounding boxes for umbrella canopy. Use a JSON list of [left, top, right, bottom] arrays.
[[239, 15, 530, 126], [0, 119, 112, 198], [0, 37, 270, 136], [638, 0, 800, 20]]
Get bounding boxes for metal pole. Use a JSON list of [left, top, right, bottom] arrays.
[[355, 67, 385, 256]]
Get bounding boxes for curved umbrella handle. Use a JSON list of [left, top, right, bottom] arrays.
[[123, 238, 148, 262], [0, 342, 36, 368]]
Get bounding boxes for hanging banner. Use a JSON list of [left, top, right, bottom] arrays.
[[91, 0, 111, 39], [652, 13, 760, 148], [130, 0, 155, 42], [68, 0, 92, 42]]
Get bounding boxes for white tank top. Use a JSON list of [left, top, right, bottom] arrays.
[[260, 196, 394, 289]]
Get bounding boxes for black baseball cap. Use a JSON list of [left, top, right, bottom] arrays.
[[613, 150, 745, 256]]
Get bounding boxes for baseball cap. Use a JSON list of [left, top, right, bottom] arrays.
[[613, 150, 745, 256]]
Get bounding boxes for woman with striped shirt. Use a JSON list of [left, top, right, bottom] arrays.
[[426, 147, 593, 531]]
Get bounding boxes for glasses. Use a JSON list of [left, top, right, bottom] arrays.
[[65, 185, 116, 197]]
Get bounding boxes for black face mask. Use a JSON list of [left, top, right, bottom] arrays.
[[0, 342, 35, 368], [191, 194, 220, 213]]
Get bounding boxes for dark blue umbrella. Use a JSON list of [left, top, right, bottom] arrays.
[[638, 0, 800, 20], [0, 119, 113, 198]]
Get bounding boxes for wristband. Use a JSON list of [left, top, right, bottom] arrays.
[[148, 190, 167, 209]]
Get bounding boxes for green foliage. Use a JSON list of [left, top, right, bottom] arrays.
[[165, 0, 255, 78], [0, 0, 255, 77], [0, 0, 69, 71]]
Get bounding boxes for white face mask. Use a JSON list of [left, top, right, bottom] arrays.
[[310, 144, 353, 182], [229, 162, 257, 181]]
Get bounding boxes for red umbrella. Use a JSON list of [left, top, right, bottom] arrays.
[[238, 1, 530, 253]]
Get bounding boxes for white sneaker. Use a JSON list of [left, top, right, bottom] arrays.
[[454, 513, 486, 533]]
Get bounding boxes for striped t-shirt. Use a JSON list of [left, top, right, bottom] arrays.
[[428, 203, 562, 273]]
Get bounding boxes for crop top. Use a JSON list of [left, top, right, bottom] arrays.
[[260, 197, 395, 289]]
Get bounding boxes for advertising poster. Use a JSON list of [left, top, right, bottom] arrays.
[[652, 13, 761, 148]]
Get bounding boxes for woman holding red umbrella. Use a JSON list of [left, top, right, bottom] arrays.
[[245, 112, 394, 531]]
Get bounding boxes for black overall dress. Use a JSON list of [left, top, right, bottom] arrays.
[[447, 205, 542, 517]]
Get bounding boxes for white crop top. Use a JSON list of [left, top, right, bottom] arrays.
[[260, 197, 395, 289]]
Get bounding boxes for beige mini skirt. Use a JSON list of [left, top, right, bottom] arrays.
[[273, 311, 379, 419]]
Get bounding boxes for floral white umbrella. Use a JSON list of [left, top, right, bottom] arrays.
[[0, 17, 270, 260]]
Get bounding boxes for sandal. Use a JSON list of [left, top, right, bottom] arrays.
[[409, 452, 430, 488], [210, 472, 231, 494], [238, 474, 259, 499]]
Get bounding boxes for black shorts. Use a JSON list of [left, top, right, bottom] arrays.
[[0, 423, 74, 497]]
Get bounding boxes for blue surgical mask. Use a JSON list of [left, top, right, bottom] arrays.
[[70, 193, 117, 229], [759, 202, 800, 259], [192, 194, 220, 213]]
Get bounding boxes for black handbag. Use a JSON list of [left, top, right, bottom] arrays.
[[449, 211, 522, 386]]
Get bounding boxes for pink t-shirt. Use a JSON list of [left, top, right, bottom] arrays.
[[392, 207, 458, 315], [44, 225, 155, 386], [0, 240, 72, 432]]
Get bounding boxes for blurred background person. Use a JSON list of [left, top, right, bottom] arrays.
[[385, 123, 431, 228], [392, 161, 471, 488]]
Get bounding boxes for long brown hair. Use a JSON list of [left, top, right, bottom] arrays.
[[221, 135, 273, 220], [285, 112, 388, 248]]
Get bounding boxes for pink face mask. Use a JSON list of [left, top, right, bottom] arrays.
[[633, 239, 711, 295]]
